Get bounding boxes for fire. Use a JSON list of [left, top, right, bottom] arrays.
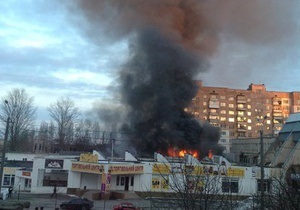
[[167, 147, 199, 158]]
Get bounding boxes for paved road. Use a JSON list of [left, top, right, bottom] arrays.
[[6, 193, 151, 210]]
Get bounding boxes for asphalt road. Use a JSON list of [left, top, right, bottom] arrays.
[[5, 192, 151, 210]]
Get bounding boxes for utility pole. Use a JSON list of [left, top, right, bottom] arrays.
[[260, 129, 264, 210], [0, 116, 10, 190]]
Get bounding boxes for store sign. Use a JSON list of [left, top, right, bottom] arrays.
[[22, 171, 31, 177], [45, 159, 64, 169], [151, 175, 169, 190], [152, 163, 171, 174], [71, 162, 104, 174], [185, 165, 245, 177], [80, 153, 98, 163], [109, 164, 144, 174]]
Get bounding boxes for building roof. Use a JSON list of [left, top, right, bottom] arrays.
[[285, 113, 300, 123]]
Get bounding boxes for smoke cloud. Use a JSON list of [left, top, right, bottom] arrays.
[[73, 0, 298, 157]]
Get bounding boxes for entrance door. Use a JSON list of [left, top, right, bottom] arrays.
[[124, 176, 129, 191]]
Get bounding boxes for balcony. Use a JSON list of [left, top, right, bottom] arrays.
[[209, 99, 220, 109], [273, 108, 282, 113]]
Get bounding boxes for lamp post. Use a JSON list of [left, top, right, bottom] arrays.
[[259, 116, 267, 210], [17, 183, 20, 201], [0, 100, 10, 190], [260, 129, 264, 210]]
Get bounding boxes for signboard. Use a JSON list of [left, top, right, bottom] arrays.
[[108, 164, 144, 175], [152, 163, 170, 174], [22, 171, 31, 177], [45, 159, 64, 169], [80, 153, 98, 163], [185, 165, 245, 177], [71, 162, 104, 174], [151, 175, 169, 190]]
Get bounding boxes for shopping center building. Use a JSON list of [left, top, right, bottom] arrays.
[[2, 150, 282, 197]]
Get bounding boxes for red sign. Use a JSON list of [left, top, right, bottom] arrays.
[[22, 171, 31, 177]]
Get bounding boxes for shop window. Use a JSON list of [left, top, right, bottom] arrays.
[[257, 180, 271, 192], [3, 175, 14, 187], [222, 178, 239, 193], [120, 177, 125, 186], [43, 169, 68, 187]]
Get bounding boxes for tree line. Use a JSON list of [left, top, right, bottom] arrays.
[[0, 88, 114, 153]]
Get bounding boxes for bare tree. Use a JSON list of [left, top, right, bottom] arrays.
[[148, 155, 241, 210], [72, 119, 93, 151], [0, 89, 37, 151], [48, 97, 79, 151]]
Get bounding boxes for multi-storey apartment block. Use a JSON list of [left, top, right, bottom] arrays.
[[187, 81, 300, 140]]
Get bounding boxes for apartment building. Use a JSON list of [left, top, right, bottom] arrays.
[[187, 81, 300, 140]]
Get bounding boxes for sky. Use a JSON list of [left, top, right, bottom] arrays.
[[1, 0, 300, 124]]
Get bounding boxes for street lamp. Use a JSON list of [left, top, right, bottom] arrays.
[[259, 115, 267, 210], [17, 183, 20, 201], [0, 100, 10, 190]]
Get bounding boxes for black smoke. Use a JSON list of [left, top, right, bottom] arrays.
[[74, 0, 224, 157], [118, 28, 222, 157]]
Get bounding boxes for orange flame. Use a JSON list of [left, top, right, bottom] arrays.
[[167, 147, 199, 158]]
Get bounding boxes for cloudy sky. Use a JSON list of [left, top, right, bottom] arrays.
[[1, 0, 300, 123]]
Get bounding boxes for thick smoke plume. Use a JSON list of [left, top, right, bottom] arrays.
[[76, 0, 224, 157], [119, 28, 222, 157]]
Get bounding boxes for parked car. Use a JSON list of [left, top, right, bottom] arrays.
[[60, 197, 94, 210], [113, 202, 141, 210]]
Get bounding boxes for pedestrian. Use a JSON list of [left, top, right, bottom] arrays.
[[50, 184, 57, 197], [8, 186, 13, 198]]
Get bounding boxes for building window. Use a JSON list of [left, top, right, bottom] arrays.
[[229, 111, 235, 115], [210, 94, 217, 99], [222, 178, 239, 193], [248, 126, 252, 130], [121, 177, 125, 186], [3, 175, 15, 187], [220, 117, 226, 121], [282, 99, 289, 104], [203, 102, 207, 106], [247, 112, 252, 116], [229, 118, 235, 122], [229, 104, 234, 108], [229, 97, 234, 101], [229, 125, 235, 129], [220, 96, 226, 99], [237, 111, 244, 116], [221, 102, 226, 107], [257, 180, 271, 192], [247, 119, 252, 123], [220, 110, 226, 114], [210, 109, 217, 113], [247, 105, 251, 109]]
